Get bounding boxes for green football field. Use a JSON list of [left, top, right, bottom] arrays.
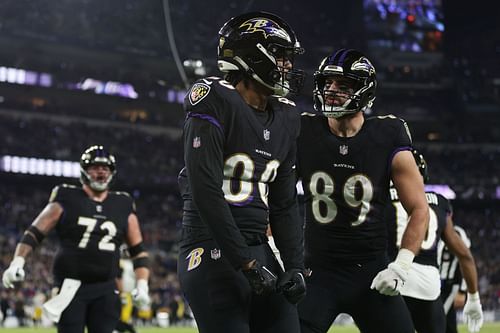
[[0, 323, 499, 332]]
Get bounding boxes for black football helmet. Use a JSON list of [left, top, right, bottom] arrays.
[[412, 149, 429, 183], [313, 49, 377, 118], [80, 145, 116, 192], [217, 11, 305, 96]]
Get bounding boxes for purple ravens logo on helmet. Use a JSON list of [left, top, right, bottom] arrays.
[[351, 57, 376, 75], [239, 18, 292, 42]]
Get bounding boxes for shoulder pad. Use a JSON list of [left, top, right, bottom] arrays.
[[371, 114, 412, 143], [270, 95, 297, 107], [49, 184, 78, 203], [112, 190, 132, 198], [61, 183, 79, 189], [185, 77, 235, 108], [374, 114, 408, 127], [110, 191, 136, 212], [375, 114, 399, 121]]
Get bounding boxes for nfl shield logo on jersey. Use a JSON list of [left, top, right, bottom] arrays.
[[193, 136, 201, 148], [210, 248, 221, 260], [339, 145, 348, 155], [263, 129, 270, 141]]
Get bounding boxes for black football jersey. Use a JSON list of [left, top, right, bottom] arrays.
[[178, 76, 302, 269], [297, 113, 413, 267], [386, 189, 450, 267], [49, 184, 134, 283]]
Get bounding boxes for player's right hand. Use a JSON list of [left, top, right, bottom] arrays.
[[277, 269, 306, 304], [463, 292, 484, 333], [242, 260, 277, 295], [2, 257, 26, 289]]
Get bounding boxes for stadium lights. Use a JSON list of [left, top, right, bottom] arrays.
[[0, 155, 79, 178], [0, 66, 52, 87]]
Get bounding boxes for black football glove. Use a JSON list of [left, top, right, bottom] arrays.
[[277, 269, 306, 305], [242, 260, 277, 295]]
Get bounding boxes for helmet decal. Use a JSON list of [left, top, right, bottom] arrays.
[[239, 18, 292, 42], [351, 57, 376, 75]]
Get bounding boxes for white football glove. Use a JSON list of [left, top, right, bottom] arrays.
[[2, 256, 26, 289], [371, 249, 414, 296], [131, 279, 150, 309], [463, 292, 484, 333]]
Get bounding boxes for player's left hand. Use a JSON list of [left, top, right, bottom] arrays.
[[132, 279, 150, 309], [370, 262, 408, 296], [277, 269, 306, 305], [463, 292, 483, 333], [371, 248, 414, 296]]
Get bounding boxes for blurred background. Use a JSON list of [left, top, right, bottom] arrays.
[[0, 0, 499, 328]]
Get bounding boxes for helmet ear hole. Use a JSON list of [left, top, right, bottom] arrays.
[[270, 70, 281, 82]]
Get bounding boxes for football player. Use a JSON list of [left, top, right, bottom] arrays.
[[438, 221, 483, 333], [177, 11, 306, 333], [115, 249, 138, 333], [297, 49, 429, 333], [2, 145, 150, 333], [386, 149, 483, 333]]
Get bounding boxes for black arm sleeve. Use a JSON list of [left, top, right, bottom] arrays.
[[184, 116, 252, 269], [268, 139, 304, 271]]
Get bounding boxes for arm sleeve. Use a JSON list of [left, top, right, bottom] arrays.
[[268, 136, 304, 271], [184, 115, 252, 269]]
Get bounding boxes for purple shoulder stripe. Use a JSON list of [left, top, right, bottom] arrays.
[[388, 146, 413, 173], [187, 112, 223, 131]]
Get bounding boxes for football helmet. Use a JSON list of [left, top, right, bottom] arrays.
[[217, 11, 305, 96], [80, 145, 116, 192], [313, 49, 377, 118], [412, 149, 429, 183]]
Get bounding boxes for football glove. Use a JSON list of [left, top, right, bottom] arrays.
[[2, 256, 26, 289], [371, 249, 414, 296], [463, 292, 483, 333], [242, 260, 277, 295], [277, 269, 306, 305], [131, 279, 150, 309]]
